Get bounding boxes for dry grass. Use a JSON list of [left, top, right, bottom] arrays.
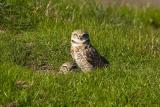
[[101, 0, 160, 7]]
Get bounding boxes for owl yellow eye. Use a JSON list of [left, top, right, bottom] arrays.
[[83, 33, 89, 38], [73, 34, 78, 37]]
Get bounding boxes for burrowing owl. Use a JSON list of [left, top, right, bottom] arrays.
[[59, 61, 78, 74], [70, 29, 109, 72]]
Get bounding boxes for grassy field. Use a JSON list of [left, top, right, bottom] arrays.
[[0, 0, 160, 106]]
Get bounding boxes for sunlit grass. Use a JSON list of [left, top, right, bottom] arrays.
[[0, 0, 160, 106]]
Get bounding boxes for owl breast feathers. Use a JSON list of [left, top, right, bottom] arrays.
[[71, 45, 109, 71]]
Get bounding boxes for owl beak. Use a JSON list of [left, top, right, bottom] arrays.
[[80, 37, 83, 40]]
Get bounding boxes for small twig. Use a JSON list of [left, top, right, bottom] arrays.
[[45, 0, 52, 16]]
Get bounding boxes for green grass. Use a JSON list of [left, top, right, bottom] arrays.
[[0, 0, 160, 106]]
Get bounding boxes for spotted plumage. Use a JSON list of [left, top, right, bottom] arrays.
[[70, 29, 109, 72]]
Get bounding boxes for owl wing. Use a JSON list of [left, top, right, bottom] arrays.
[[86, 45, 109, 67], [99, 55, 109, 66]]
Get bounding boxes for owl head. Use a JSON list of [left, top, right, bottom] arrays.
[[71, 29, 90, 46], [59, 62, 77, 74]]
